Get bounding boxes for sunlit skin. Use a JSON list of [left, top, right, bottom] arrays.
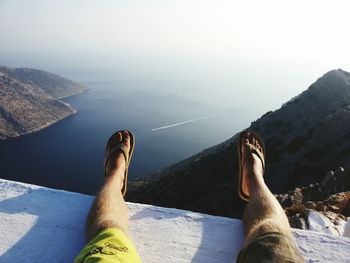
[[86, 131, 131, 241], [240, 132, 292, 246]]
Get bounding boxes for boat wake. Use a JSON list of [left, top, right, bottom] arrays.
[[151, 113, 231, 131]]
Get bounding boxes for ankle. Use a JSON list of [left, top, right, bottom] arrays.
[[107, 167, 124, 183], [247, 175, 266, 195]]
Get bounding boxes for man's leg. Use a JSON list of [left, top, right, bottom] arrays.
[[237, 132, 304, 262], [74, 131, 141, 263], [240, 133, 291, 246], [86, 131, 130, 241]]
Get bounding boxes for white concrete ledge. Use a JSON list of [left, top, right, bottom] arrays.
[[0, 179, 350, 262]]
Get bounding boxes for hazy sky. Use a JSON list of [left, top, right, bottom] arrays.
[[1, 0, 350, 111]]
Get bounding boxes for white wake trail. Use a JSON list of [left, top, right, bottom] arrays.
[[151, 117, 208, 131], [151, 114, 230, 132]]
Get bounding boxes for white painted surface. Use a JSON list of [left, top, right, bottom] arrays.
[[308, 210, 350, 238], [0, 179, 350, 263], [308, 210, 339, 236]]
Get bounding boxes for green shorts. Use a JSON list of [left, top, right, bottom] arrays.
[[236, 232, 304, 263], [74, 228, 142, 263]]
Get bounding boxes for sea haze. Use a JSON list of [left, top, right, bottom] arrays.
[[0, 80, 260, 195]]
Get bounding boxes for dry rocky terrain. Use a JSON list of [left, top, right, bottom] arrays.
[[0, 66, 86, 140], [127, 69, 350, 227]]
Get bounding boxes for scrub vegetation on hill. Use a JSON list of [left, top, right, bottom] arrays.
[[0, 66, 86, 140], [127, 69, 350, 230]]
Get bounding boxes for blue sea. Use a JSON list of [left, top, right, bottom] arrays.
[[0, 80, 260, 195]]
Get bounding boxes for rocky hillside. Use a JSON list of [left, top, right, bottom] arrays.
[[0, 67, 86, 99], [0, 66, 86, 140], [127, 69, 350, 219]]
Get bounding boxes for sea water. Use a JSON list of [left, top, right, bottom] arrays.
[[0, 80, 258, 195]]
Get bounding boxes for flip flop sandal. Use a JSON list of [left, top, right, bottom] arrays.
[[103, 130, 135, 196], [237, 130, 265, 201]]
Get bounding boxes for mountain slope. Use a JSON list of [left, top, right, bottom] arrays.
[[127, 69, 350, 218], [0, 66, 86, 99], [0, 66, 86, 140]]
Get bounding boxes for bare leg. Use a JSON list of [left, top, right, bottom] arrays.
[[241, 133, 292, 246], [85, 131, 130, 241]]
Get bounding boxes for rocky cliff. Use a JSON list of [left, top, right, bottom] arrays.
[[0, 67, 86, 99], [127, 69, 350, 219], [0, 66, 86, 140]]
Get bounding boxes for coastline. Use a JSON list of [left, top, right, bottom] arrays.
[[0, 89, 87, 141]]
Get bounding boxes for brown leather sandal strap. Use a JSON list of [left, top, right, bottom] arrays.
[[241, 148, 265, 173], [105, 146, 128, 166], [104, 146, 128, 178]]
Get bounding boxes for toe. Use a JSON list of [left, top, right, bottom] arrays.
[[123, 131, 128, 140], [247, 132, 252, 142], [122, 131, 130, 147], [117, 132, 122, 142]]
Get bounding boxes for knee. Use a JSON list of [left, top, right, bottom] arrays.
[[258, 219, 291, 235], [86, 219, 129, 242], [244, 219, 292, 246], [99, 219, 125, 230]]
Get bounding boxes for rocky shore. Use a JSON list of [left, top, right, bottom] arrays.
[[0, 66, 87, 140]]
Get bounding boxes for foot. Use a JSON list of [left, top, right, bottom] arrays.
[[106, 131, 130, 189], [241, 132, 265, 197]]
